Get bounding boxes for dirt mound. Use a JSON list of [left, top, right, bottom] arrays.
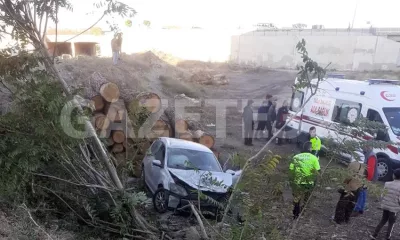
[[57, 51, 228, 102], [152, 51, 182, 66], [57, 52, 194, 99]]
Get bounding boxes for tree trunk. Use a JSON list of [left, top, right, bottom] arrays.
[[111, 143, 124, 153], [151, 119, 172, 138], [179, 131, 193, 142], [91, 95, 105, 112], [104, 100, 126, 122], [83, 86, 104, 112], [193, 130, 215, 148], [93, 113, 111, 130], [112, 130, 126, 144], [100, 82, 120, 103], [175, 119, 188, 134], [125, 92, 161, 114]]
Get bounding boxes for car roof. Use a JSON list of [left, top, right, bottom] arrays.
[[160, 137, 213, 153]]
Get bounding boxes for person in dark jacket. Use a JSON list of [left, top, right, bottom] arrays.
[[266, 98, 277, 140], [255, 100, 269, 139], [333, 161, 363, 224], [242, 100, 254, 146], [371, 169, 400, 240], [265, 94, 273, 106], [275, 100, 289, 145]]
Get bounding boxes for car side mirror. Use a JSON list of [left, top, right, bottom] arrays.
[[152, 159, 162, 167], [225, 169, 235, 175]]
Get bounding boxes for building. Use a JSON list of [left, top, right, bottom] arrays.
[[45, 34, 102, 57]]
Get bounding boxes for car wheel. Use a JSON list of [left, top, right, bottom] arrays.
[[377, 158, 393, 182], [153, 188, 169, 213]]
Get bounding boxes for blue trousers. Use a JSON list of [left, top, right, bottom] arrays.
[[354, 188, 367, 213]]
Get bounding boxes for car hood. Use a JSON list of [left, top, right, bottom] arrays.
[[169, 168, 232, 193]]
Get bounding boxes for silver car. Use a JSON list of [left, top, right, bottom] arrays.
[[141, 137, 238, 218]]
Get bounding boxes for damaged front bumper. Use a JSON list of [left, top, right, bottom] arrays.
[[168, 190, 228, 213]]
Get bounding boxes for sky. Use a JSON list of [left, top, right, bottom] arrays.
[[54, 0, 400, 30]]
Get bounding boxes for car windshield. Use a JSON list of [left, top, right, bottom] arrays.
[[167, 148, 222, 172], [383, 107, 400, 136]]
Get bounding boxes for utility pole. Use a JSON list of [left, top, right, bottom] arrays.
[[351, 0, 360, 29]]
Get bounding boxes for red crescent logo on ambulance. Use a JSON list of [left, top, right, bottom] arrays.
[[380, 91, 396, 101]]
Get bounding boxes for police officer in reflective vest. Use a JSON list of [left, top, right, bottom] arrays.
[[309, 126, 321, 157], [289, 141, 321, 219]]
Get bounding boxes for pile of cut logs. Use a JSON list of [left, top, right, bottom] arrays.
[[84, 73, 216, 174]]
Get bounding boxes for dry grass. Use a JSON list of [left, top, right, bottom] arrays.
[[57, 51, 196, 100], [0, 205, 78, 240]]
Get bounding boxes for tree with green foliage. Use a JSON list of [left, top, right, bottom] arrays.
[[0, 1, 162, 239]]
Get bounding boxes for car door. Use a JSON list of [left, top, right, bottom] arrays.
[[143, 140, 161, 192], [146, 140, 166, 192]]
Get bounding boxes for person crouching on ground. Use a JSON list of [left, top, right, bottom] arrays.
[[370, 169, 400, 240], [333, 161, 363, 224], [289, 141, 321, 219], [242, 99, 254, 146]]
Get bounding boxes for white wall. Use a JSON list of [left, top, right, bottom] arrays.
[[99, 29, 236, 62], [231, 35, 400, 71], [94, 29, 400, 71]]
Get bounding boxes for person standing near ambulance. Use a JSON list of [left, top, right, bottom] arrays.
[[289, 141, 321, 219], [309, 127, 321, 157], [243, 100, 255, 146], [353, 143, 379, 215]]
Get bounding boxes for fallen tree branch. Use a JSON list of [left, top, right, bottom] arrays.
[[196, 206, 228, 240], [189, 202, 209, 240], [20, 204, 55, 240], [32, 173, 115, 191]]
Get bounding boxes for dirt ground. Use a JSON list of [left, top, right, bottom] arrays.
[[68, 53, 395, 239], [1, 52, 395, 239], [161, 60, 392, 239]]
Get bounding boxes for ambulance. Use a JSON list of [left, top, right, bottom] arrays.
[[287, 75, 400, 181]]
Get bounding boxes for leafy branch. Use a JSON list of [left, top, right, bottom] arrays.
[[222, 39, 331, 223]]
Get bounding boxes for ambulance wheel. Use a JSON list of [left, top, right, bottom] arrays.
[[377, 158, 393, 182]]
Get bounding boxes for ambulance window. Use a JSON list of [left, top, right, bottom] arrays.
[[331, 99, 362, 125], [290, 91, 304, 112], [367, 109, 383, 123]]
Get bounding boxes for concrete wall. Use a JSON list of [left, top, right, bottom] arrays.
[[99, 29, 236, 62], [73, 29, 400, 71], [231, 35, 400, 71]]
